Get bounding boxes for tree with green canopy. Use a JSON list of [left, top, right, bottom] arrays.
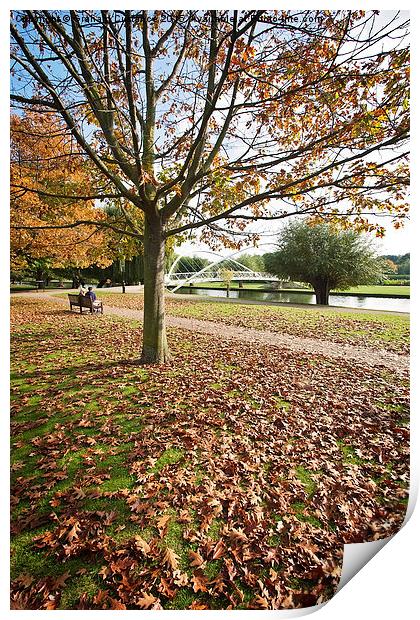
[[265, 220, 385, 305], [235, 254, 265, 273]]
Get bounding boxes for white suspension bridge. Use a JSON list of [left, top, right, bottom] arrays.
[[165, 251, 279, 293]]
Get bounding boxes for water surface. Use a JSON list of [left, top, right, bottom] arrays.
[[175, 287, 410, 313]]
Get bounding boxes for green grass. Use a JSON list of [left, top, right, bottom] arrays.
[[151, 448, 185, 473], [334, 285, 410, 296], [295, 466, 317, 497], [291, 502, 322, 528], [273, 397, 291, 411], [11, 529, 99, 580], [337, 440, 368, 466], [10, 284, 38, 292], [59, 571, 101, 609], [167, 588, 196, 610]]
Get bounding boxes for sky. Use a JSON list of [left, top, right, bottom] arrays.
[[178, 216, 411, 258], [171, 8, 411, 259]]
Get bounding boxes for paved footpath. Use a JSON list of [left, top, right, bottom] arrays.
[[13, 292, 409, 373]]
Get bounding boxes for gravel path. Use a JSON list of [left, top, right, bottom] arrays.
[[13, 292, 409, 372]]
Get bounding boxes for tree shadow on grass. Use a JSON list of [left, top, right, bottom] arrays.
[[11, 358, 148, 384], [42, 308, 104, 318]]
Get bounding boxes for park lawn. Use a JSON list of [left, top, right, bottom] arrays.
[[92, 293, 409, 355], [334, 285, 410, 296], [10, 284, 37, 293], [11, 297, 409, 610]]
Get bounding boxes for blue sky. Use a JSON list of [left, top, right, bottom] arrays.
[[179, 215, 410, 257]]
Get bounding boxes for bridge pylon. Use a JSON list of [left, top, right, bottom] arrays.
[[165, 251, 278, 292]]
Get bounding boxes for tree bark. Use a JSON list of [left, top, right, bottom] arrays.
[[36, 266, 44, 289], [140, 215, 171, 364], [314, 279, 330, 305]]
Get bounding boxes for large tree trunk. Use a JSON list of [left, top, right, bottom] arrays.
[[140, 215, 171, 364], [314, 279, 330, 305]]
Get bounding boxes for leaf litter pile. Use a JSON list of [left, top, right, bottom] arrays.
[[11, 297, 409, 609]]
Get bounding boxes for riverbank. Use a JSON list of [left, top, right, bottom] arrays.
[[168, 291, 410, 315], [11, 282, 410, 298], [172, 287, 410, 313], [179, 283, 410, 298]]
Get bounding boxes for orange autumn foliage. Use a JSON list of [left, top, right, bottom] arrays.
[[11, 112, 114, 270]]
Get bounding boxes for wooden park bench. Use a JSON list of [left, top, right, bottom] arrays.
[[68, 293, 103, 314]]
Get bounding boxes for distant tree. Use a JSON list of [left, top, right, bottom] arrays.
[[384, 259, 398, 274], [380, 253, 410, 275], [235, 254, 265, 273], [381, 254, 399, 263], [219, 268, 234, 296], [22, 257, 54, 287], [265, 220, 384, 304], [376, 259, 398, 284], [171, 255, 211, 274], [397, 254, 410, 275]]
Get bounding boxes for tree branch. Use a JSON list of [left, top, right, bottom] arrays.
[[12, 220, 143, 241]]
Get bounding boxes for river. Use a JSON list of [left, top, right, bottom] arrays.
[[174, 287, 410, 313]]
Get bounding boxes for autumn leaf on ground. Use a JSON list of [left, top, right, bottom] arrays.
[[192, 570, 209, 593], [173, 570, 189, 587], [109, 599, 127, 610], [253, 594, 270, 609], [15, 574, 34, 588], [156, 514, 171, 538], [224, 557, 237, 581], [212, 539, 226, 560], [136, 592, 157, 609], [66, 521, 81, 543], [158, 577, 176, 599], [98, 566, 110, 580], [190, 600, 209, 609], [51, 572, 71, 589], [163, 547, 180, 572], [229, 527, 248, 543], [188, 549, 205, 568], [133, 536, 151, 555]]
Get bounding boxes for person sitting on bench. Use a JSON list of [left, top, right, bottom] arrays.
[[85, 286, 102, 311]]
